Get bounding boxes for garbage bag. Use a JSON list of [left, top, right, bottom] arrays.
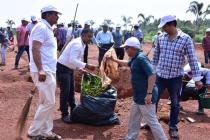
[[71, 85, 119, 126]]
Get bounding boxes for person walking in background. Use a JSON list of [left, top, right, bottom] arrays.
[[57, 23, 67, 52], [133, 24, 144, 43], [96, 23, 114, 66], [202, 28, 210, 65], [109, 37, 167, 140], [6, 26, 14, 46], [113, 24, 124, 60], [27, 16, 38, 35], [0, 29, 10, 66], [152, 15, 203, 139], [27, 5, 62, 140], [152, 31, 162, 48], [15, 18, 30, 69], [57, 29, 96, 124]]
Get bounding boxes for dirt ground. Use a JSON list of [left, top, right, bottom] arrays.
[[0, 43, 210, 140]]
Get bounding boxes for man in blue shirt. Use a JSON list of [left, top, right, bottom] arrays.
[[96, 23, 114, 66], [133, 24, 143, 43], [57, 23, 67, 52], [113, 24, 124, 60], [110, 37, 167, 140]]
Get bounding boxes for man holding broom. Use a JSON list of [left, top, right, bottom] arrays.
[[27, 5, 62, 140]]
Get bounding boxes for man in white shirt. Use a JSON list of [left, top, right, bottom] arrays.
[[96, 23, 114, 65], [27, 16, 38, 35], [27, 5, 61, 140], [57, 28, 96, 124]]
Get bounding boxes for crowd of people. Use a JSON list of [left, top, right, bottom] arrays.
[[0, 4, 210, 140]]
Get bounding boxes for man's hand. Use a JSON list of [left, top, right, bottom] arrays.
[[195, 81, 203, 90], [38, 70, 46, 82], [145, 94, 152, 105], [85, 64, 96, 71]]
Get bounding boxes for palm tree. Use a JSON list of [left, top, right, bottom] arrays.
[[121, 15, 133, 31], [137, 14, 154, 33], [6, 19, 15, 28], [89, 20, 95, 26], [102, 19, 114, 26], [186, 1, 210, 31]]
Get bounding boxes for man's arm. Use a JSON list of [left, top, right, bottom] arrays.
[[110, 56, 128, 66], [151, 37, 160, 67]]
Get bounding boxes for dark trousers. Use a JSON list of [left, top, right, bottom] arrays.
[[114, 48, 125, 60], [58, 44, 64, 52], [15, 46, 30, 66], [98, 43, 113, 66], [57, 63, 76, 117], [204, 51, 210, 64], [84, 45, 88, 63], [156, 76, 183, 130]]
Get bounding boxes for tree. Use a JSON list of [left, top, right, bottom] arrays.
[[186, 1, 210, 32], [121, 15, 133, 31], [102, 19, 114, 26], [6, 19, 15, 28], [89, 20, 95, 26], [137, 13, 154, 33]]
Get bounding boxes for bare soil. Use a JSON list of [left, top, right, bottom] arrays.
[[0, 43, 210, 140]]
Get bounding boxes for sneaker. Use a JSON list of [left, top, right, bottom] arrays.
[[169, 129, 179, 139], [196, 109, 205, 115], [45, 132, 61, 140], [140, 123, 150, 130], [14, 65, 18, 69], [62, 115, 72, 124]]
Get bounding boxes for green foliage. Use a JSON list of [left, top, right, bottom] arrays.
[[81, 73, 105, 97], [195, 34, 203, 43]]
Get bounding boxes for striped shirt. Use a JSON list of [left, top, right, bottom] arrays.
[[152, 31, 201, 81]]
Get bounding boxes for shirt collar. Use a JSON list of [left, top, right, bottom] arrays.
[[41, 19, 53, 30]]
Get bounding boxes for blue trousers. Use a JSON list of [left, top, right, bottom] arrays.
[[156, 76, 183, 130]]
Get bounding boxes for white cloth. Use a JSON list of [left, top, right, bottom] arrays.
[[96, 31, 114, 44], [28, 72, 56, 137], [58, 37, 86, 70], [27, 23, 36, 34], [29, 19, 57, 73], [124, 102, 167, 140]]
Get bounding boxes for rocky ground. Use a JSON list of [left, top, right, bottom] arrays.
[[0, 43, 210, 140]]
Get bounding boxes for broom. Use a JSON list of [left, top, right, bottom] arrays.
[[16, 86, 36, 139]]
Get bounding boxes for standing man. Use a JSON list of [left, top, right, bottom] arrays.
[[27, 5, 62, 140], [202, 28, 210, 65], [152, 15, 202, 139], [15, 18, 30, 69], [0, 30, 9, 66], [27, 16, 38, 35], [96, 23, 114, 66], [57, 23, 67, 52], [113, 24, 124, 60], [6, 26, 14, 45], [109, 37, 167, 140], [57, 29, 96, 123], [133, 24, 144, 43]]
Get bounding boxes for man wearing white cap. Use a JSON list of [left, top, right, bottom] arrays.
[[27, 16, 38, 35], [109, 37, 167, 140], [96, 23, 114, 66], [113, 24, 124, 59], [27, 5, 61, 140], [202, 28, 210, 64], [152, 15, 202, 138]]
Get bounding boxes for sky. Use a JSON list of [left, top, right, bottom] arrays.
[[0, 0, 209, 28]]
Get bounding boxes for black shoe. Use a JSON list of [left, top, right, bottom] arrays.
[[169, 129, 179, 139], [27, 134, 46, 140], [62, 115, 72, 124], [140, 123, 150, 130]]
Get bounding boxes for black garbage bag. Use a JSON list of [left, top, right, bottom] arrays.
[[71, 73, 119, 126]]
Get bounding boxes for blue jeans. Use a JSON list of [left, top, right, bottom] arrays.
[[15, 46, 30, 66], [156, 76, 183, 130], [57, 63, 76, 117], [1, 44, 8, 64]]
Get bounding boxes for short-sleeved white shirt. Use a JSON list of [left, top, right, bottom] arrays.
[[29, 19, 57, 73]]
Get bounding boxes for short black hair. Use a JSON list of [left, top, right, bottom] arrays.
[[41, 11, 55, 19], [165, 20, 177, 27], [81, 28, 93, 35]]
